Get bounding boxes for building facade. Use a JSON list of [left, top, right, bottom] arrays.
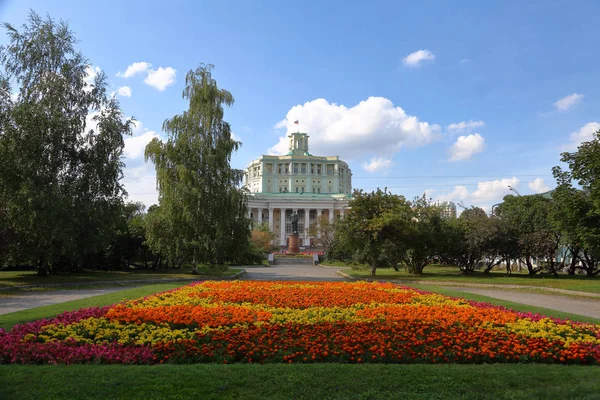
[[243, 132, 352, 247]]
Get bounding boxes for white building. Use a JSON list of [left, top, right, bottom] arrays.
[[243, 132, 352, 247]]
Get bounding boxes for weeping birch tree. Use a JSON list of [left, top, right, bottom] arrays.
[[145, 64, 250, 270], [0, 12, 131, 275]]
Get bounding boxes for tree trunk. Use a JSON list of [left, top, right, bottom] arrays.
[[37, 257, 49, 277], [370, 261, 377, 277]]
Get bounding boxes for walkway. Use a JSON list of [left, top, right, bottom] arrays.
[[448, 287, 600, 319], [0, 287, 140, 315]]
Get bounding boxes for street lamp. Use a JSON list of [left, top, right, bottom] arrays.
[[508, 185, 521, 196]]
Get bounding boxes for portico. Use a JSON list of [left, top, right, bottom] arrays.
[[247, 195, 349, 247]]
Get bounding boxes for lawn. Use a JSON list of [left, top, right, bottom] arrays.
[[0, 266, 243, 289], [0, 282, 191, 330], [1, 364, 599, 400], [326, 262, 600, 294]]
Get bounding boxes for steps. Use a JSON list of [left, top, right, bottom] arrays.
[[274, 257, 314, 265]]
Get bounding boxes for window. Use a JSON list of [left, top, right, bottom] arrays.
[[295, 187, 299, 193], [317, 188, 320, 194], [312, 188, 315, 193], [279, 187, 282, 193]]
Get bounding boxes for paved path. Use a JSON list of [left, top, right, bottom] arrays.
[[0, 287, 139, 315], [448, 287, 600, 319], [243, 264, 347, 281]]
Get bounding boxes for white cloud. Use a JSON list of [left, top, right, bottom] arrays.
[[144, 67, 176, 91], [123, 120, 160, 159], [446, 120, 484, 133], [117, 62, 177, 91], [564, 121, 600, 151], [448, 133, 485, 161], [231, 131, 242, 142], [438, 186, 469, 202], [437, 177, 520, 209], [117, 62, 152, 78], [554, 93, 583, 112], [115, 86, 132, 97], [10, 92, 18, 102], [122, 162, 159, 207], [528, 178, 550, 194], [269, 97, 440, 160], [362, 157, 393, 173], [460, 59, 470, 64], [84, 65, 101, 92], [402, 49, 435, 67]]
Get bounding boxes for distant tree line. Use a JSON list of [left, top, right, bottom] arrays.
[[0, 12, 263, 275], [317, 130, 600, 277]]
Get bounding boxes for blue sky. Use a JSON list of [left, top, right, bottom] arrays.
[[1, 0, 599, 209]]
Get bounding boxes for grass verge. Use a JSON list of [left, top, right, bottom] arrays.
[[0, 364, 599, 400], [411, 284, 600, 324], [0, 267, 243, 288], [331, 263, 600, 294], [0, 282, 190, 330]]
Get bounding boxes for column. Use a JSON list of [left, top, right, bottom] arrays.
[[247, 208, 252, 220], [316, 209, 322, 238], [304, 208, 310, 245], [329, 208, 334, 223], [257, 208, 262, 224], [268, 208, 274, 232], [340, 208, 345, 218], [280, 208, 287, 246]]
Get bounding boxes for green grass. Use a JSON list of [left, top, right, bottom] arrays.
[[0, 282, 191, 330], [0, 267, 243, 288], [0, 364, 599, 399], [329, 263, 600, 294], [410, 284, 600, 324]]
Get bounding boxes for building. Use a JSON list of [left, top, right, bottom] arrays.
[[243, 132, 352, 247], [438, 201, 457, 219]]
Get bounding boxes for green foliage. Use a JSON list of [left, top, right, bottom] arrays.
[[398, 195, 445, 275], [251, 223, 277, 253], [552, 129, 600, 276], [144, 64, 252, 270], [495, 194, 560, 275], [338, 189, 413, 276], [306, 216, 340, 260], [0, 12, 131, 275]]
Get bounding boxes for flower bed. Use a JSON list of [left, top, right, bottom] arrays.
[[1, 281, 599, 365]]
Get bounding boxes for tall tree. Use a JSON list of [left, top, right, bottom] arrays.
[[339, 189, 412, 276], [495, 194, 560, 275], [145, 64, 250, 271], [552, 131, 600, 276], [0, 12, 131, 275]]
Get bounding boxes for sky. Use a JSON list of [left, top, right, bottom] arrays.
[[1, 0, 599, 211]]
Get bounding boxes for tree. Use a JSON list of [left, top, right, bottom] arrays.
[[251, 223, 276, 253], [495, 194, 560, 275], [306, 216, 339, 259], [398, 196, 444, 275], [339, 189, 412, 276], [0, 12, 131, 275], [145, 64, 250, 271], [552, 133, 600, 276]]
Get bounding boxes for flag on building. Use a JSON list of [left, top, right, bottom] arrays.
[[294, 120, 299, 124]]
